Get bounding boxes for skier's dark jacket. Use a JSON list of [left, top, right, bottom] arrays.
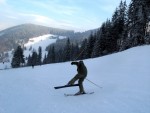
[[71, 61, 87, 78]]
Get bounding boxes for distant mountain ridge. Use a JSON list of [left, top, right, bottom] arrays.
[[0, 24, 96, 54], [0, 24, 97, 63], [0, 24, 74, 53], [0, 23, 74, 37]]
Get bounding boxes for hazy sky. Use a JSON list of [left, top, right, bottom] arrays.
[[0, 0, 131, 32]]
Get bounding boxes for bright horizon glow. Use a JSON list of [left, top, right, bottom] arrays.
[[0, 0, 131, 32]]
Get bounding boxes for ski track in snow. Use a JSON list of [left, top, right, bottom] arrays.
[[0, 46, 150, 113]]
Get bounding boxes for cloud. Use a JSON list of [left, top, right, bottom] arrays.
[[19, 13, 51, 23], [17, 13, 77, 30], [0, 0, 131, 32], [25, 0, 80, 16], [6, 16, 18, 19], [0, 0, 5, 4]]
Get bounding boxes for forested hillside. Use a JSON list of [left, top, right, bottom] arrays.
[[2, 0, 150, 67], [0, 24, 74, 53], [44, 0, 150, 64]]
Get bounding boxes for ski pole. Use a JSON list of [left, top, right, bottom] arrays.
[[85, 78, 102, 89], [74, 47, 86, 60]]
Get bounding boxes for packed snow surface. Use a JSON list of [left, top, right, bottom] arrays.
[[0, 46, 150, 113]]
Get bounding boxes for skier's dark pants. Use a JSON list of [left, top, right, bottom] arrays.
[[68, 74, 86, 93]]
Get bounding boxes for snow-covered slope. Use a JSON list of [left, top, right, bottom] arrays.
[[0, 34, 66, 69], [0, 46, 150, 113], [24, 34, 65, 58]]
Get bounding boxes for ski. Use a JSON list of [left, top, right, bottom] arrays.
[[64, 92, 94, 96], [54, 84, 79, 89]]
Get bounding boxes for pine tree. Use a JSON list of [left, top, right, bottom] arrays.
[[127, 0, 149, 44], [31, 51, 38, 66], [27, 54, 32, 66], [47, 45, 56, 63], [56, 48, 64, 62], [43, 53, 47, 64], [91, 30, 101, 58], [98, 22, 107, 55], [70, 43, 79, 60], [37, 46, 42, 65], [51, 46, 56, 63], [11, 46, 25, 68], [85, 33, 96, 58], [64, 38, 71, 61], [111, 1, 127, 51], [79, 38, 88, 60], [47, 47, 51, 63], [104, 20, 116, 53]]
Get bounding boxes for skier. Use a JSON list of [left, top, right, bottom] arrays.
[[67, 60, 87, 95]]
